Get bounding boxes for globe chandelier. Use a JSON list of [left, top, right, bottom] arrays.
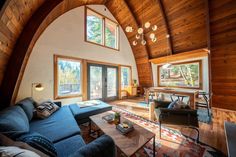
[[125, 1, 158, 46]]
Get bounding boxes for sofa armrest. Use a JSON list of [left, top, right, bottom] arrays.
[[72, 135, 116, 157]]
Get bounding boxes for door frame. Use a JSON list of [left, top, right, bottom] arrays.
[[87, 63, 119, 101]]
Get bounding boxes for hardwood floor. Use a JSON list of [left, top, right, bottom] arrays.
[[109, 97, 236, 155]]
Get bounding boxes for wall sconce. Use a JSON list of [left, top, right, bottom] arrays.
[[31, 83, 44, 98]]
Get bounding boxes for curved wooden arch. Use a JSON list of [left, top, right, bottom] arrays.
[[0, 0, 153, 105]]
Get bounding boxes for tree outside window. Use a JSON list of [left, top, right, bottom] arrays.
[[54, 55, 82, 99]]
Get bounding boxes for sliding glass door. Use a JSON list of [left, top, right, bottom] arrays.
[[88, 63, 118, 101]]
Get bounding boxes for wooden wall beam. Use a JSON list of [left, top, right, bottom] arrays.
[[205, 0, 212, 106], [0, 0, 63, 107], [149, 48, 208, 64], [156, 0, 173, 54]]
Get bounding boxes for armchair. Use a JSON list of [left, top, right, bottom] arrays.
[[150, 100, 199, 140]]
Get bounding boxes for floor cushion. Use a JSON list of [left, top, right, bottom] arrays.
[[54, 135, 85, 157], [69, 101, 112, 123], [30, 106, 80, 142], [0, 106, 29, 139]]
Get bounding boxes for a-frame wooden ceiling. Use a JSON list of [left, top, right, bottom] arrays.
[[0, 0, 235, 110]]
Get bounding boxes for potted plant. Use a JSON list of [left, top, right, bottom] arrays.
[[114, 112, 121, 125]]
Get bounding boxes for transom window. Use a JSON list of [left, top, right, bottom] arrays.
[[54, 55, 82, 99], [85, 7, 119, 50]]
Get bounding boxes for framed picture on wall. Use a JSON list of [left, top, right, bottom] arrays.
[[158, 60, 202, 89]]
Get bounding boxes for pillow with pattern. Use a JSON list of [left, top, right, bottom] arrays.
[[18, 132, 57, 157], [35, 101, 59, 119]]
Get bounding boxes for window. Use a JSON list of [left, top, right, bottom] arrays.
[[54, 55, 82, 99], [85, 7, 119, 50], [105, 19, 118, 49], [86, 9, 103, 45], [121, 66, 131, 89], [158, 60, 202, 89]]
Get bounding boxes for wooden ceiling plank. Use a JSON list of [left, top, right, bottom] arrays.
[[156, 0, 173, 54]]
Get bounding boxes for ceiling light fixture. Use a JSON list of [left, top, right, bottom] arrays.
[[125, 1, 158, 46]]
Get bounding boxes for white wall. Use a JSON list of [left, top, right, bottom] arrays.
[[16, 5, 138, 104], [152, 57, 209, 92]]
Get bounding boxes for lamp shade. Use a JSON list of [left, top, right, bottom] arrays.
[[35, 83, 44, 91]]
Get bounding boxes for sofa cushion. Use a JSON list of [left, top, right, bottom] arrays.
[[30, 106, 80, 142], [0, 106, 29, 139], [35, 101, 59, 119], [54, 135, 85, 157], [69, 101, 112, 121], [18, 132, 57, 157], [16, 97, 36, 121]]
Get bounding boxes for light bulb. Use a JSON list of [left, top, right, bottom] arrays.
[[144, 22, 151, 28], [149, 33, 155, 39], [151, 37, 157, 42], [136, 34, 140, 39], [125, 26, 133, 32], [166, 34, 170, 38], [141, 40, 146, 45], [137, 28, 143, 34], [125, 26, 130, 32], [132, 40, 137, 46], [152, 25, 157, 31]]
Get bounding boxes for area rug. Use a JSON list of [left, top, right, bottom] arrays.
[[111, 107, 224, 157]]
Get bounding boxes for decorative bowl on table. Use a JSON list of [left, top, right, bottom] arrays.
[[116, 121, 134, 135]]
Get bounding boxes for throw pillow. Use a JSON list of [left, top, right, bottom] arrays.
[[16, 97, 37, 121], [18, 132, 57, 157], [35, 101, 59, 119], [168, 100, 178, 109], [0, 146, 40, 157], [174, 101, 188, 109], [0, 106, 29, 139]]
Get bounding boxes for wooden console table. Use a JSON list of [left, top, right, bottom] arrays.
[[146, 87, 197, 109]]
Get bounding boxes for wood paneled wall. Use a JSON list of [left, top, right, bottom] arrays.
[[0, 0, 235, 110], [210, 0, 236, 110]]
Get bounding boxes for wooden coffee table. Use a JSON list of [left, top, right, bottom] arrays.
[[90, 111, 155, 157]]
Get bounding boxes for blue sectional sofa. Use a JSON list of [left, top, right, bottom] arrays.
[[0, 98, 115, 157]]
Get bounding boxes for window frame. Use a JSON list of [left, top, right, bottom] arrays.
[[85, 6, 120, 51], [54, 55, 83, 99], [157, 60, 203, 89], [120, 65, 132, 90]]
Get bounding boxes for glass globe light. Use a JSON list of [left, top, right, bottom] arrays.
[[137, 28, 143, 34], [132, 40, 137, 46], [141, 40, 146, 45], [125, 26, 133, 32], [125, 26, 130, 32], [129, 27, 133, 32], [151, 37, 157, 42], [144, 22, 151, 28], [136, 34, 140, 39], [152, 25, 157, 31], [149, 33, 155, 39]]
